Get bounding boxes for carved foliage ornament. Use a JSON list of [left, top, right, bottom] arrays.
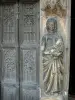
[[23, 50, 36, 82], [41, 0, 67, 17], [3, 49, 16, 79]]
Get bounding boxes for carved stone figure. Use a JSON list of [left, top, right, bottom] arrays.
[[41, 18, 64, 95]]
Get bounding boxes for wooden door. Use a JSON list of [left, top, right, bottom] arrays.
[[19, 2, 40, 100], [0, 3, 19, 100], [0, 1, 40, 100]]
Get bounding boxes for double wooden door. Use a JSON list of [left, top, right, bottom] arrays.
[[0, 2, 40, 100]]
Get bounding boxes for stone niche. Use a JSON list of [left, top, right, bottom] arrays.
[[40, 0, 71, 100]]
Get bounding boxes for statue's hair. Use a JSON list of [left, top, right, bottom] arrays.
[[46, 18, 57, 33]]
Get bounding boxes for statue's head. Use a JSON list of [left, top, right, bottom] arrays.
[[46, 18, 57, 33]]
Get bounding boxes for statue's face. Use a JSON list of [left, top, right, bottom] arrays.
[[46, 21, 55, 33]]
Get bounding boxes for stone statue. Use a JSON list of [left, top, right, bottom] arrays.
[[41, 18, 64, 95]]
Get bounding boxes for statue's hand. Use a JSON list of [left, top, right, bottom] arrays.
[[51, 49, 55, 53], [43, 51, 51, 55]]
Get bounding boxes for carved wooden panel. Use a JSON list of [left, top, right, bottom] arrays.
[[23, 4, 35, 15], [20, 49, 36, 83], [2, 4, 18, 46], [2, 48, 18, 82], [2, 85, 19, 100], [20, 88, 39, 100], [19, 3, 39, 47]]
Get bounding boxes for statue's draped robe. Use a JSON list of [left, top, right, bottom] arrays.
[[41, 33, 64, 94]]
